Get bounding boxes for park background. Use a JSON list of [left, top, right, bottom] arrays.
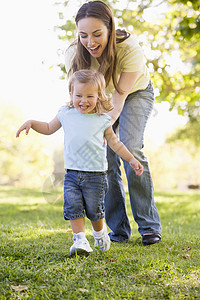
[[0, 1, 200, 299], [0, 0, 199, 192]]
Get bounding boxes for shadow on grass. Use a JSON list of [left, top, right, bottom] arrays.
[[0, 186, 44, 198], [0, 201, 64, 229], [1, 231, 71, 261], [125, 190, 200, 237], [0, 186, 65, 228]]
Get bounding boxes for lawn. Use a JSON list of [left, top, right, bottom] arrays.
[[0, 186, 200, 299]]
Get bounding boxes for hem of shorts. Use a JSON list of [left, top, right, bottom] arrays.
[[88, 215, 105, 222], [64, 214, 105, 221], [63, 214, 85, 220]]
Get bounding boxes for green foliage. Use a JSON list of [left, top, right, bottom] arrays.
[[55, 0, 200, 141], [0, 100, 54, 187], [167, 118, 200, 146], [0, 186, 200, 299], [143, 137, 200, 189], [111, 0, 200, 120]]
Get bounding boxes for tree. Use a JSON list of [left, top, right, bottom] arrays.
[[0, 100, 54, 187], [144, 137, 200, 189], [56, 0, 200, 125]]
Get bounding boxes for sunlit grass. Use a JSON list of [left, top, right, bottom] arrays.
[[0, 186, 200, 299]]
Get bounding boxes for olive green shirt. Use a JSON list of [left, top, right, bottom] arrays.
[[65, 35, 150, 95]]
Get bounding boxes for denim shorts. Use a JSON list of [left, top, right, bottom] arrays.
[[63, 169, 108, 222]]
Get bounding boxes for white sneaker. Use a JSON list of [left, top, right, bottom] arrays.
[[93, 225, 111, 252], [70, 232, 93, 256]]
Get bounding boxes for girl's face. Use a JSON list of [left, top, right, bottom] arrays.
[[77, 17, 109, 61], [71, 80, 99, 114]]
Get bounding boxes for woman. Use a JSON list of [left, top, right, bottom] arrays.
[[65, 0, 162, 245]]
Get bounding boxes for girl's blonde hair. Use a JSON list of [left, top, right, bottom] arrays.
[[68, 69, 114, 115], [68, 1, 130, 94]]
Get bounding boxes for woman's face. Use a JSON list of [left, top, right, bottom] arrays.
[[77, 17, 109, 61]]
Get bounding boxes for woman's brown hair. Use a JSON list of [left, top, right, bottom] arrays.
[[68, 1, 129, 94]]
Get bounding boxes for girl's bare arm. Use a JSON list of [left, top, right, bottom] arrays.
[[104, 125, 143, 176], [16, 116, 61, 137]]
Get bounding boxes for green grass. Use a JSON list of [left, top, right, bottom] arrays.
[[0, 186, 200, 299]]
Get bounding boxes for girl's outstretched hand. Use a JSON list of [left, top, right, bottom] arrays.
[[16, 121, 32, 137], [129, 157, 143, 176]]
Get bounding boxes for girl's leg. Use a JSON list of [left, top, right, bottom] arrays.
[[91, 218, 103, 231], [70, 217, 93, 256], [63, 170, 93, 255], [79, 172, 110, 251], [70, 217, 85, 234], [91, 219, 110, 251]]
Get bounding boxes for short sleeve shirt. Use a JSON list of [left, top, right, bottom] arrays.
[[65, 35, 150, 94], [57, 106, 111, 172]]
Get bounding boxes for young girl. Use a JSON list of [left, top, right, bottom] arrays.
[[16, 69, 143, 256], [65, 0, 162, 245]]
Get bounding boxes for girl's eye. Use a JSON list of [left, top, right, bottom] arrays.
[[94, 34, 101, 37]]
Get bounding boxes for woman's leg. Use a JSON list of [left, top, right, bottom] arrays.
[[104, 121, 131, 242], [119, 82, 161, 237], [105, 82, 161, 241]]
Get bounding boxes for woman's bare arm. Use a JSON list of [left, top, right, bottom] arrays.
[[108, 71, 138, 124]]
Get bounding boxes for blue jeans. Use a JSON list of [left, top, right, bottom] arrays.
[[63, 170, 108, 222], [105, 81, 162, 241]]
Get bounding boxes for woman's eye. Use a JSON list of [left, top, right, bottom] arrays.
[[80, 34, 101, 38]]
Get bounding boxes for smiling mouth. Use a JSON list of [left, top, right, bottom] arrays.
[[79, 105, 89, 110], [88, 45, 100, 53]]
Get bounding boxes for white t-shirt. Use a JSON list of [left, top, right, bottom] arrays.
[[57, 106, 111, 172]]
